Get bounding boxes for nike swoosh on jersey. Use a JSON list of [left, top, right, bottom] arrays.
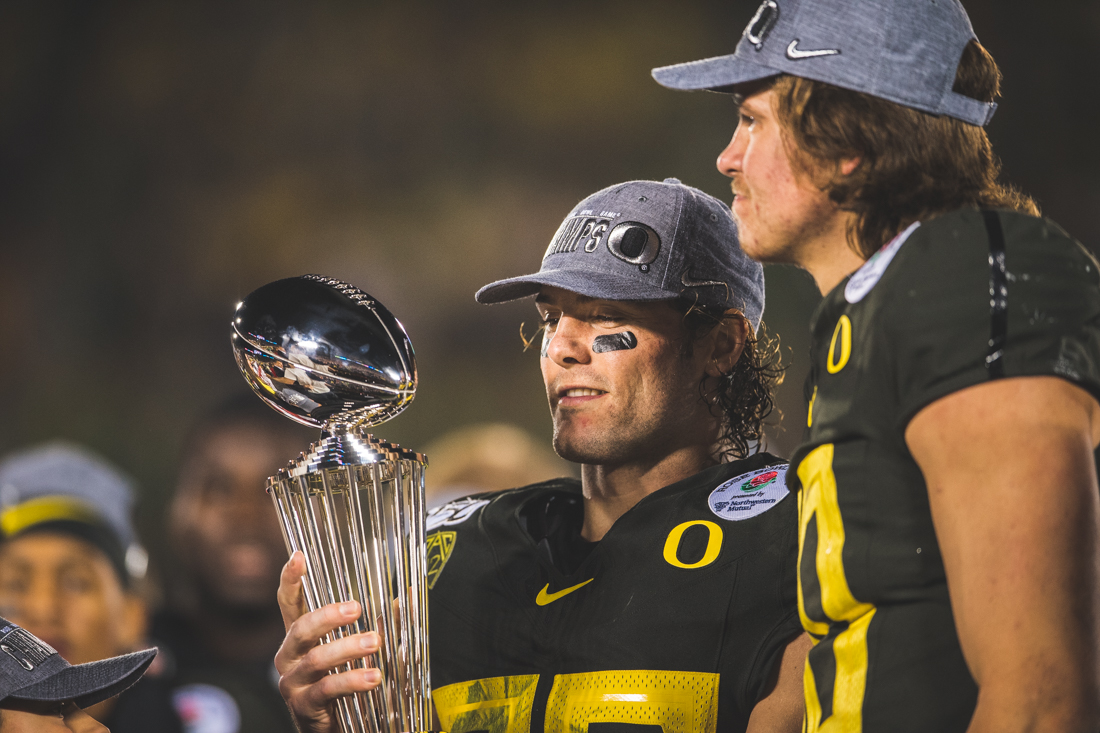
[[535, 578, 594, 606], [786, 40, 840, 59]]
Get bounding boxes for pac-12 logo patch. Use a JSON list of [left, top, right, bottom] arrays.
[[708, 465, 789, 521], [426, 531, 456, 590]]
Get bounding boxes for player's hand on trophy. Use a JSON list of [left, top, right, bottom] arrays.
[[276, 551, 383, 733]]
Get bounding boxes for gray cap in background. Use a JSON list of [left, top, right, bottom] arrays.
[[476, 178, 765, 332], [0, 442, 146, 582], [652, 0, 997, 127]]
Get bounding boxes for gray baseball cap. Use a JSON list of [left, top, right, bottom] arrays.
[[652, 0, 996, 127], [475, 178, 765, 331], [0, 617, 155, 708]]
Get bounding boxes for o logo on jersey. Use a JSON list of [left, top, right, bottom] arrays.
[[827, 315, 852, 374], [663, 521, 723, 569]]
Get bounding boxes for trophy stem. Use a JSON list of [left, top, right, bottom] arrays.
[[368, 463, 405, 733], [388, 462, 414, 733], [266, 431, 431, 733], [342, 465, 386, 732], [411, 461, 431, 725], [319, 469, 375, 733], [298, 474, 359, 733]]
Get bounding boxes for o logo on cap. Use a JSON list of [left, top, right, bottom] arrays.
[[607, 222, 660, 265], [745, 0, 779, 49]]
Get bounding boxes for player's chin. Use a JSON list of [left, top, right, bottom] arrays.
[[551, 430, 616, 465], [735, 231, 771, 263]]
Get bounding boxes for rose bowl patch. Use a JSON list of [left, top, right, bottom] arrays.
[[708, 465, 789, 521]]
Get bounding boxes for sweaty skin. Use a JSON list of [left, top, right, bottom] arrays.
[[590, 331, 637, 353]]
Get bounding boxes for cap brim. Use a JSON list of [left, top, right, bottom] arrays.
[[476, 270, 677, 305], [9, 648, 156, 709], [651, 53, 781, 92]]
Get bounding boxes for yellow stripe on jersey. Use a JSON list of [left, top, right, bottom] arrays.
[[545, 670, 719, 733], [797, 443, 876, 732], [797, 444, 874, 625], [432, 674, 538, 733], [803, 609, 876, 733]]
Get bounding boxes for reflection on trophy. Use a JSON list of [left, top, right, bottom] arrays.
[[231, 275, 431, 733]]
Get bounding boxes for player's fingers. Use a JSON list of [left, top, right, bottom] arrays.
[[282, 631, 381, 687], [278, 551, 309, 631], [276, 600, 363, 672], [281, 666, 382, 722]]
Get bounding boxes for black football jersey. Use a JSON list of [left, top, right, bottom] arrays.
[[426, 453, 802, 733], [792, 209, 1100, 732]]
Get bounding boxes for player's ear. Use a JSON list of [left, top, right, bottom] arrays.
[[705, 310, 749, 377]]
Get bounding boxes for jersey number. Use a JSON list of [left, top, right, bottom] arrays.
[[797, 443, 875, 733], [434, 671, 719, 733]]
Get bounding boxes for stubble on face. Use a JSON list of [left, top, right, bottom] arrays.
[[548, 367, 701, 468]]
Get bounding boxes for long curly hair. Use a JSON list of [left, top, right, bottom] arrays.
[[673, 299, 784, 461]]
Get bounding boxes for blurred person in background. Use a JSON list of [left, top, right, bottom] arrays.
[[0, 442, 181, 732], [422, 422, 572, 509], [155, 397, 311, 733]]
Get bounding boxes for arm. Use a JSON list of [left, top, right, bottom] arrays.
[[275, 552, 382, 733], [906, 376, 1100, 733], [745, 632, 811, 733]]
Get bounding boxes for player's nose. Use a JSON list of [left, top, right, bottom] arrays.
[[544, 316, 591, 366], [717, 128, 744, 179]]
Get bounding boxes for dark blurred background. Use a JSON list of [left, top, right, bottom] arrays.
[[1, 0, 1097, 567]]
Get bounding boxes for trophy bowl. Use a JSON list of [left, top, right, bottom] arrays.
[[231, 275, 431, 733], [231, 274, 417, 429]]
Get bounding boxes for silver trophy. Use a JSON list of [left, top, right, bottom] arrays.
[[231, 275, 431, 733]]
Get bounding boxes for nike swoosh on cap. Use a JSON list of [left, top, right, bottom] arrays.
[[786, 40, 841, 59], [681, 270, 726, 289], [535, 578, 594, 606]]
